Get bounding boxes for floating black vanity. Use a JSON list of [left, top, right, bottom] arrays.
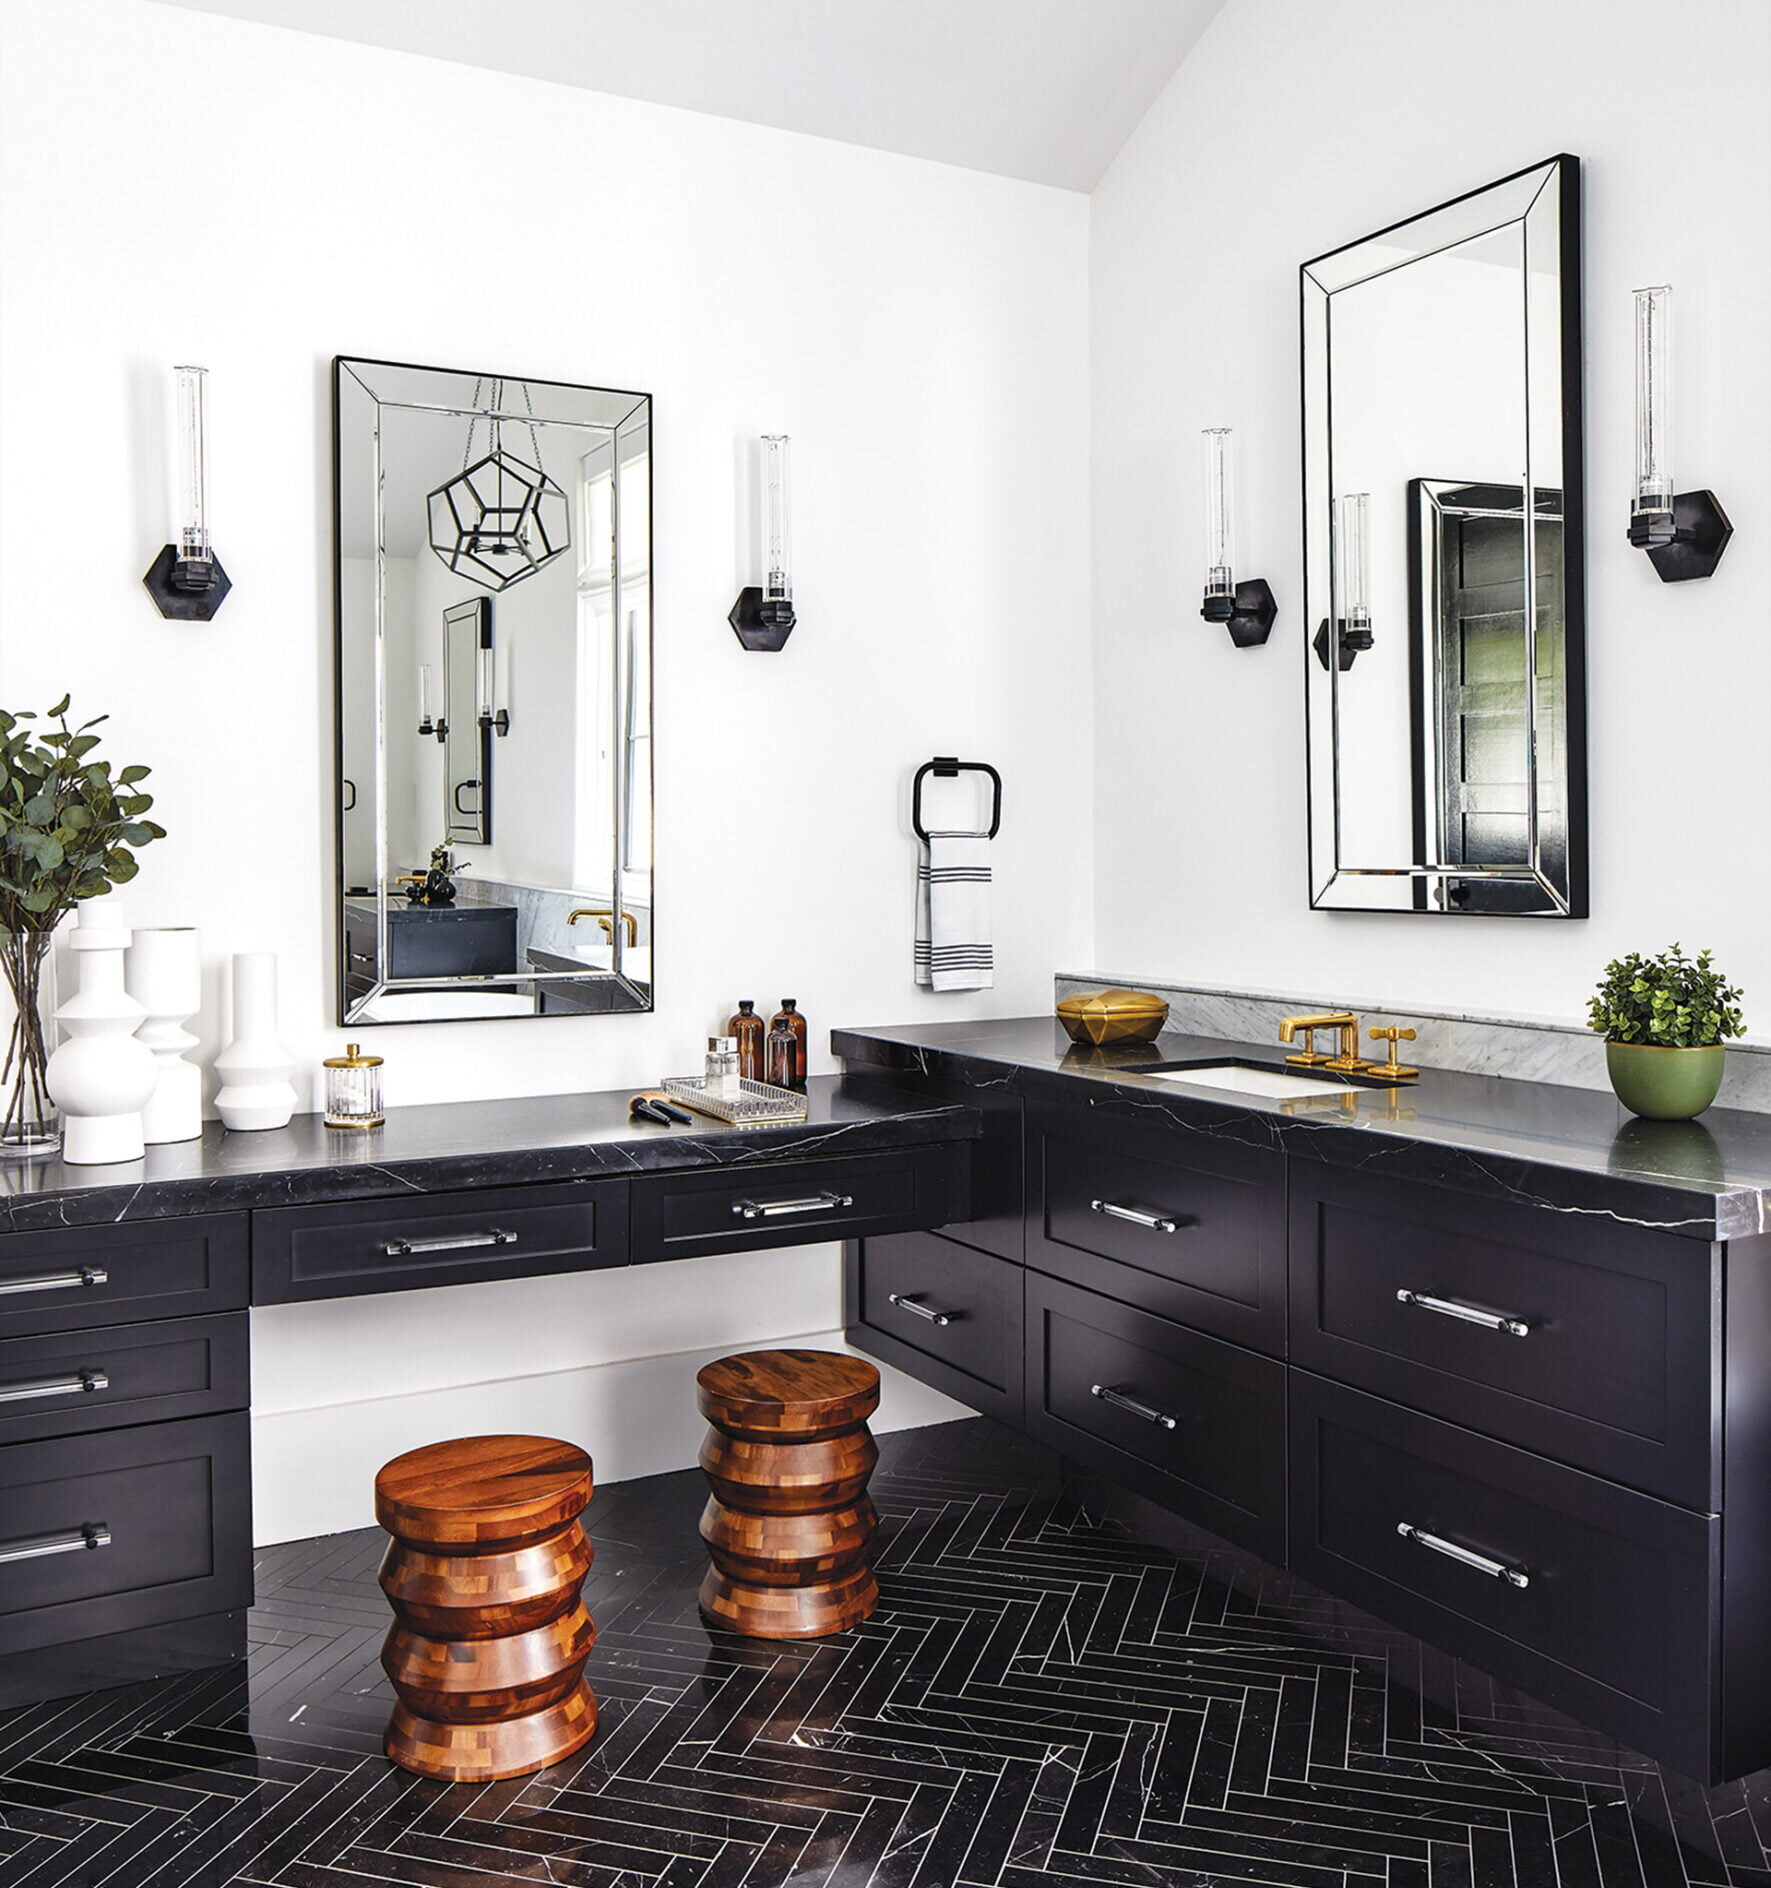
[[0, 1077, 975, 1712], [835, 1016, 1771, 1785]]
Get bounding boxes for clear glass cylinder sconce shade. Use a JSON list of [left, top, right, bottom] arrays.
[[761, 434, 792, 600], [1202, 428, 1234, 598], [476, 647, 494, 723], [1338, 492, 1372, 626], [1633, 285, 1673, 514], [174, 365, 211, 564]]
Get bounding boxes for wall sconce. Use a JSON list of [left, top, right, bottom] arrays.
[[1628, 284, 1732, 581], [1314, 491, 1376, 671], [729, 433, 796, 651], [1198, 428, 1276, 647], [476, 647, 510, 736], [417, 665, 444, 740], [143, 365, 231, 619]]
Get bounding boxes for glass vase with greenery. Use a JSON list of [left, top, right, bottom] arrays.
[[0, 699, 165, 1155], [1587, 943, 1745, 1121]]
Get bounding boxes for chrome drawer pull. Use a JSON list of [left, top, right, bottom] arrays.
[[888, 1292, 955, 1327], [1397, 1521, 1529, 1588], [1396, 1289, 1530, 1338], [0, 1522, 112, 1566], [1090, 1382, 1179, 1431], [0, 1368, 109, 1405], [0, 1265, 109, 1298], [732, 1191, 854, 1221], [381, 1228, 517, 1257], [1090, 1199, 1179, 1234]]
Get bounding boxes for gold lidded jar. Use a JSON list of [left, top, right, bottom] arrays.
[[1055, 986, 1170, 1047], [323, 1042, 385, 1129]]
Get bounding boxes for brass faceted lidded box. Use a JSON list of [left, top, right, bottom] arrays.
[[1056, 987, 1170, 1047]]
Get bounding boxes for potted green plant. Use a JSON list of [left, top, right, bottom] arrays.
[[0, 699, 165, 1156], [1587, 943, 1745, 1121]]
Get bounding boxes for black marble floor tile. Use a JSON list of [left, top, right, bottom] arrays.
[[0, 1417, 1765, 1888]]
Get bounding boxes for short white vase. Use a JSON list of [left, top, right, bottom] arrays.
[[126, 926, 204, 1144], [214, 952, 297, 1132], [46, 900, 157, 1165]]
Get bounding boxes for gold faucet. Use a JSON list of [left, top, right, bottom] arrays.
[[1366, 1025, 1419, 1084], [569, 907, 638, 946], [1278, 1010, 1373, 1074]]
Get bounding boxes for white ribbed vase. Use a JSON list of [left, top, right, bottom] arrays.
[[213, 952, 297, 1132], [126, 926, 204, 1145], [45, 900, 156, 1165]]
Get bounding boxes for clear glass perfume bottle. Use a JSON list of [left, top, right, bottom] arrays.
[[704, 1035, 742, 1100], [323, 1043, 384, 1129]]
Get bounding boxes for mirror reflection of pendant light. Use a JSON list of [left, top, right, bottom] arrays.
[[730, 433, 797, 650], [1627, 284, 1731, 581], [1196, 426, 1276, 647], [144, 365, 232, 619], [1314, 491, 1375, 671], [427, 378, 571, 592]]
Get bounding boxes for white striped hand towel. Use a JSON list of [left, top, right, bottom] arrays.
[[914, 832, 994, 992]]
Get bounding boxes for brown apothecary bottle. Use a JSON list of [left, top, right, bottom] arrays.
[[728, 1000, 765, 1080], [765, 1013, 799, 1091], [771, 998, 808, 1091]]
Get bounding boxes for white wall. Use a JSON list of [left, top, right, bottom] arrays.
[[1090, 0, 1771, 1025], [0, 0, 1092, 1539]]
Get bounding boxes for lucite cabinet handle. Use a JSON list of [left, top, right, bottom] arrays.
[[0, 1368, 109, 1405], [1089, 1199, 1179, 1234], [0, 1522, 112, 1566], [1396, 1289, 1531, 1338], [0, 1265, 109, 1297], [1397, 1521, 1530, 1588], [732, 1191, 853, 1221], [1090, 1382, 1179, 1431], [889, 1293, 955, 1327], [381, 1229, 516, 1257]]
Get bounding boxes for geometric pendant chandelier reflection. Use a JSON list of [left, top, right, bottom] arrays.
[[426, 378, 571, 592]]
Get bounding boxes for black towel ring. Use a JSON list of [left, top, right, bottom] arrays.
[[912, 756, 1003, 844]]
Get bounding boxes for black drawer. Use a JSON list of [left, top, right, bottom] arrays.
[[1288, 1165, 1717, 1508], [0, 1413, 252, 1657], [1027, 1105, 1285, 1353], [252, 1180, 626, 1304], [846, 1230, 1023, 1424], [1290, 1373, 1716, 1778], [632, 1145, 969, 1263], [0, 1217, 247, 1337], [1025, 1271, 1285, 1562], [0, 1313, 248, 1444]]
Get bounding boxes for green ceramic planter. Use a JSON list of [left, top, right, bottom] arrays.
[[1604, 1041, 1726, 1121]]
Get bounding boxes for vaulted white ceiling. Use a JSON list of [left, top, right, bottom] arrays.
[[158, 0, 1224, 190]]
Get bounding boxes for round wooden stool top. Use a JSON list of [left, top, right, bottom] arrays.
[[375, 1435, 593, 1548], [696, 1349, 880, 1439]]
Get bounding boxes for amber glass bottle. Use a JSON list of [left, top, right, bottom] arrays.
[[765, 1014, 799, 1091], [728, 1000, 765, 1080], [770, 998, 808, 1091]]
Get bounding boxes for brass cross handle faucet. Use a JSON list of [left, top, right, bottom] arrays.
[[1367, 1026, 1419, 1084], [1278, 1010, 1374, 1074]]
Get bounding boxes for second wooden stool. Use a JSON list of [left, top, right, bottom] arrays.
[[696, 1348, 881, 1638], [375, 1434, 597, 1781]]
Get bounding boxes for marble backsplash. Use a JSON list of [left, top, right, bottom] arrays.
[[1056, 970, 1771, 1115], [454, 876, 651, 959]]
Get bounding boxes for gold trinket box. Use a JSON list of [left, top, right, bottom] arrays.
[[1056, 987, 1170, 1047]]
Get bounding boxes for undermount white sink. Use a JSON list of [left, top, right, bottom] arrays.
[[1147, 1063, 1360, 1101]]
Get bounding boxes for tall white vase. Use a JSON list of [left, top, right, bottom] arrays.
[[126, 927, 203, 1144], [45, 901, 157, 1165], [213, 952, 297, 1131]]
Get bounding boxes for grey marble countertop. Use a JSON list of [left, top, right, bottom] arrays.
[[833, 1016, 1771, 1242], [0, 1076, 980, 1234]]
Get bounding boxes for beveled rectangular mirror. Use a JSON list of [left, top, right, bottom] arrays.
[[1302, 156, 1587, 916], [334, 358, 653, 1023]]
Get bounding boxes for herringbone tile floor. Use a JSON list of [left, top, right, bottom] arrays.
[[0, 1418, 1765, 1887]]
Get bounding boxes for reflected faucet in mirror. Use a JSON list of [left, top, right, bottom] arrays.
[[569, 907, 638, 946]]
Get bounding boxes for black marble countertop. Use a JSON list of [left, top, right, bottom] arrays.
[[0, 1076, 980, 1234], [833, 1016, 1771, 1242]]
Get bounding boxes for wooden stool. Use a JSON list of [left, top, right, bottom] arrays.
[[696, 1349, 881, 1639], [374, 1434, 597, 1781]]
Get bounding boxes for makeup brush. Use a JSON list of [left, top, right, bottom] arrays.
[[629, 1091, 692, 1127]]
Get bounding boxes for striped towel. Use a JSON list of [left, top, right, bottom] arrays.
[[914, 832, 994, 992]]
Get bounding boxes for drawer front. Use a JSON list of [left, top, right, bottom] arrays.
[[0, 1313, 248, 1444], [632, 1145, 968, 1263], [1290, 1373, 1716, 1776], [1025, 1271, 1285, 1562], [0, 1216, 248, 1337], [1288, 1164, 1716, 1508], [1028, 1105, 1285, 1352], [847, 1230, 1023, 1423], [253, 1180, 627, 1304], [0, 1413, 253, 1657]]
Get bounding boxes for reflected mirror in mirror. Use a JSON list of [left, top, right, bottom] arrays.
[[334, 358, 653, 1024], [1301, 156, 1587, 917]]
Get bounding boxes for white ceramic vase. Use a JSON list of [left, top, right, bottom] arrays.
[[126, 926, 204, 1144], [213, 952, 297, 1132], [45, 900, 157, 1165]]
